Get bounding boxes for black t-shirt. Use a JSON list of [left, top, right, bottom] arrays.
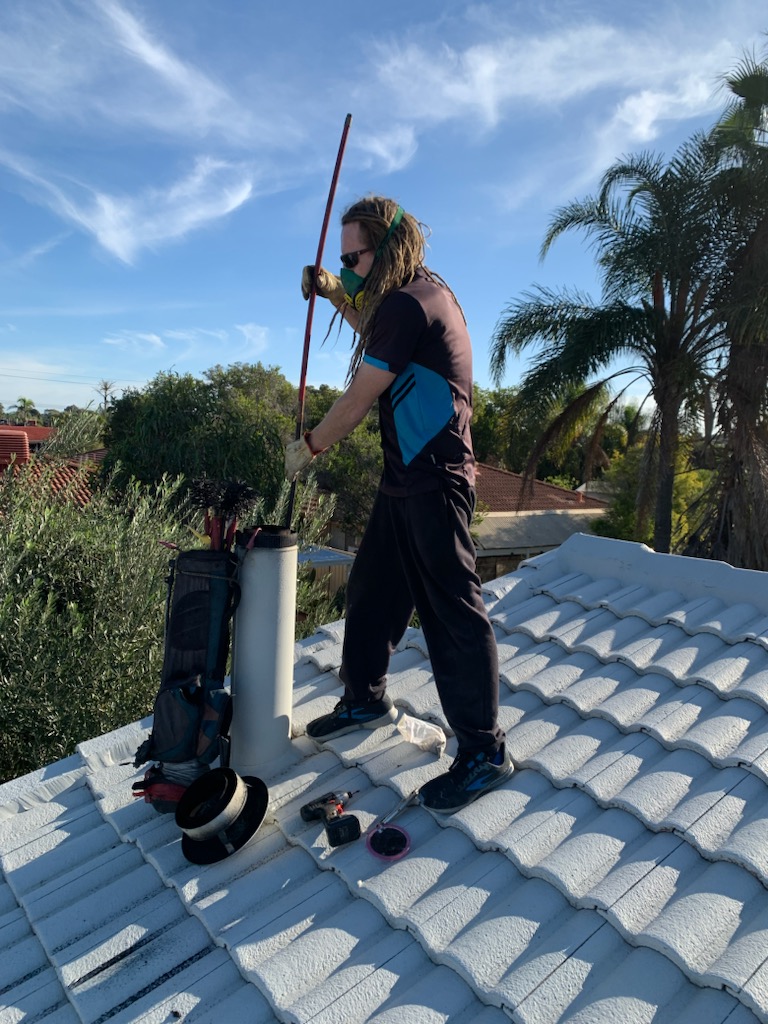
[[362, 272, 476, 496]]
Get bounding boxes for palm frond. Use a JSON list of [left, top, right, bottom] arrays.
[[491, 287, 650, 392], [514, 381, 607, 498]]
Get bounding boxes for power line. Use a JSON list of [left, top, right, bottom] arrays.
[[0, 368, 147, 387]]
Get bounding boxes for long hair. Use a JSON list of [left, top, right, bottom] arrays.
[[340, 195, 464, 379]]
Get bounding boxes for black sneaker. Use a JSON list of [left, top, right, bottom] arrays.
[[306, 696, 397, 741], [419, 744, 514, 813]]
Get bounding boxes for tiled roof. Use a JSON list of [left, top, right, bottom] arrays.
[[475, 508, 607, 555], [475, 463, 608, 513], [3, 533, 768, 1022], [2, 458, 93, 507], [0, 424, 56, 443]]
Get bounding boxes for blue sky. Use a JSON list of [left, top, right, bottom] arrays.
[[0, 0, 765, 414]]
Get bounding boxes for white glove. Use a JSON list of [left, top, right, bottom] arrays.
[[284, 435, 315, 480], [301, 265, 346, 306]]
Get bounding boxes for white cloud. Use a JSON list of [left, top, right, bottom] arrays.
[[0, 0, 278, 146], [235, 323, 269, 355], [370, 23, 740, 135], [354, 125, 419, 174], [0, 150, 254, 263], [0, 0, 764, 263], [164, 328, 229, 344], [102, 329, 166, 352], [0, 234, 68, 271], [101, 325, 239, 363], [360, 9, 762, 190]]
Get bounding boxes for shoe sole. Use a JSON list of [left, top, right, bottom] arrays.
[[307, 706, 397, 742], [420, 762, 514, 814]]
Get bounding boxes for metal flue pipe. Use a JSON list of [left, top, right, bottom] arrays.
[[229, 526, 298, 776]]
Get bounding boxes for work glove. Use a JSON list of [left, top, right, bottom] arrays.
[[301, 265, 346, 307], [285, 435, 315, 480]]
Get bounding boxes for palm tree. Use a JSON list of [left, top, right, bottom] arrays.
[[10, 397, 40, 424], [685, 52, 768, 567], [95, 380, 116, 416], [491, 133, 729, 552]]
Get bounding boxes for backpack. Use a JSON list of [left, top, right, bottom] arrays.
[[133, 547, 239, 811]]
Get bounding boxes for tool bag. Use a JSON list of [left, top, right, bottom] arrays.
[[133, 548, 239, 810]]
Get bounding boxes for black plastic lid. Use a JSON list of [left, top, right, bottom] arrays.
[[237, 524, 298, 549]]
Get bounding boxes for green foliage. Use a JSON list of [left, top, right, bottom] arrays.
[[40, 407, 104, 458], [545, 474, 579, 491], [472, 384, 517, 467], [474, 380, 618, 485], [203, 362, 296, 435], [0, 452, 344, 782], [0, 467, 189, 783], [591, 442, 712, 549], [102, 365, 287, 506], [290, 482, 344, 638], [590, 446, 650, 544]]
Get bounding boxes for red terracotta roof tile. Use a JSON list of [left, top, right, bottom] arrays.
[[0, 424, 56, 443], [475, 462, 607, 513], [3, 457, 93, 507]]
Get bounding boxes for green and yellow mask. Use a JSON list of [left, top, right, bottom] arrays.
[[341, 205, 404, 311]]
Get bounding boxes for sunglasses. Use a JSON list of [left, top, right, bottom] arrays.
[[340, 247, 372, 269]]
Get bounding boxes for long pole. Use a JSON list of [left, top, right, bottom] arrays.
[[285, 113, 352, 529]]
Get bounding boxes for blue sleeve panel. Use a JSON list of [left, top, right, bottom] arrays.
[[365, 354, 455, 466], [364, 354, 392, 373]]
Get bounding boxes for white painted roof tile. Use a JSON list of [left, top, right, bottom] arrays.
[[555, 661, 642, 714], [694, 642, 768, 706], [498, 637, 568, 687], [663, 596, 730, 632], [6, 534, 768, 1022], [586, 670, 676, 727], [617, 589, 688, 624], [535, 570, 595, 599], [596, 583, 654, 613], [489, 592, 566, 635], [512, 648, 598, 700], [550, 610, 653, 661], [695, 603, 768, 643]]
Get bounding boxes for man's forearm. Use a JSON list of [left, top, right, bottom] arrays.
[[306, 361, 396, 454], [308, 390, 368, 451]]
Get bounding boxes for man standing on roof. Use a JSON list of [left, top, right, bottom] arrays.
[[285, 195, 512, 813]]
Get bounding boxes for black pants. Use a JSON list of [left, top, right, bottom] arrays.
[[340, 480, 504, 755]]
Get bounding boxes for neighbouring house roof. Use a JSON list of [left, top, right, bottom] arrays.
[[1, 457, 93, 507], [475, 463, 607, 513], [4, 533, 768, 1021], [0, 427, 95, 506], [475, 507, 609, 556], [0, 424, 56, 445], [474, 464, 608, 557], [297, 544, 356, 568], [73, 448, 107, 465]]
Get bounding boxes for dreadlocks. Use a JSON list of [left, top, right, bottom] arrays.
[[340, 195, 465, 380]]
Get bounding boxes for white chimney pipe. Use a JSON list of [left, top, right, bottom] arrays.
[[229, 526, 298, 776]]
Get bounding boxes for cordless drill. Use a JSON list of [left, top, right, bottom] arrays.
[[300, 790, 361, 847]]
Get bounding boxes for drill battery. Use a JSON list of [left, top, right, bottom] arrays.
[[300, 790, 361, 847]]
